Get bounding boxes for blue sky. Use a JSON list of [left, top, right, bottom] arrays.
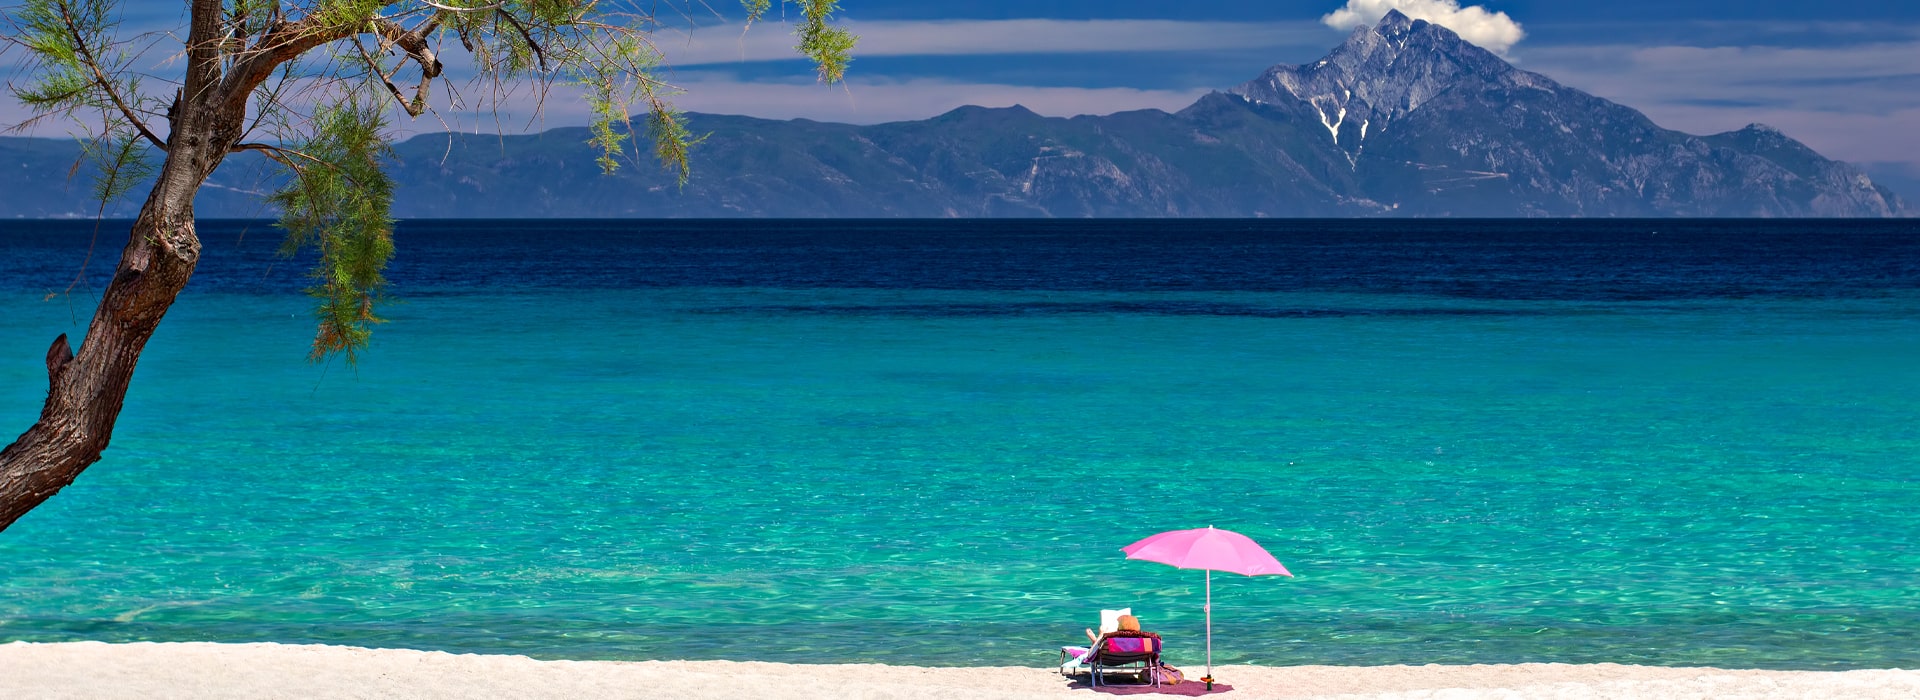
[[12, 1, 1920, 182]]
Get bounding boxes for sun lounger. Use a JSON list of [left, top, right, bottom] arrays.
[[1083, 634, 1164, 687]]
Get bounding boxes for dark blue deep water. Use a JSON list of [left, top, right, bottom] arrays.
[[5, 219, 1919, 298]]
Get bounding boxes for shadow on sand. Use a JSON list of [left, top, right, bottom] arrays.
[[1064, 674, 1235, 696]]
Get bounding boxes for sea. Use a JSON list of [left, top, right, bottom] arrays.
[[1, 219, 1917, 671]]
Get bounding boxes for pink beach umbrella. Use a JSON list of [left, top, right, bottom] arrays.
[[1122, 526, 1292, 688]]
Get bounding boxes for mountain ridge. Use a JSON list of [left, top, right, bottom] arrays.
[[1, 10, 1909, 218]]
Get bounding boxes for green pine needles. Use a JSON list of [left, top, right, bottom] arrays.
[[794, 0, 855, 84], [739, 0, 855, 83], [2, 0, 855, 366], [266, 99, 396, 366]]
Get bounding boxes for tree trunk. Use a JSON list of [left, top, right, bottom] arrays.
[[0, 162, 210, 531], [0, 0, 242, 533]]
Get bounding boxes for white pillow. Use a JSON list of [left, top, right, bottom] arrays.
[[1099, 608, 1133, 634]]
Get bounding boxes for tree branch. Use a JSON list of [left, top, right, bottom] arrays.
[[421, 0, 506, 11], [495, 9, 547, 72], [44, 334, 73, 389], [222, 13, 441, 116], [55, 1, 166, 150], [350, 30, 440, 118], [231, 141, 386, 196], [229, 141, 324, 168]]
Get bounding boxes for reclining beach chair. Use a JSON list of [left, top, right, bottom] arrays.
[[1085, 634, 1164, 688]]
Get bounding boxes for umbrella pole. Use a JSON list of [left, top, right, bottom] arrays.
[[1204, 569, 1213, 690]]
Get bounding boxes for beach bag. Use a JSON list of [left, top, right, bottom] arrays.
[[1153, 664, 1185, 685]]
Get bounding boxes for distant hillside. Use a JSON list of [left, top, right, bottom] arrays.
[[0, 136, 280, 219], [2, 10, 1908, 219]]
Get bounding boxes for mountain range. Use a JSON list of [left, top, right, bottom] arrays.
[[1, 10, 1909, 218]]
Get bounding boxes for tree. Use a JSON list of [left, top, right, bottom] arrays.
[[0, 0, 854, 532]]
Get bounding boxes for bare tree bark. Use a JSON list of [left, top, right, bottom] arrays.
[[0, 0, 241, 532]]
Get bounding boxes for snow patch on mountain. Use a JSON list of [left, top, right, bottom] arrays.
[[1233, 10, 1528, 155]]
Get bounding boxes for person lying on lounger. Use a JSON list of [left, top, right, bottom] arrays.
[[1085, 614, 1160, 646]]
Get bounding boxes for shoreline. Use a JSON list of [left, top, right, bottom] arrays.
[[3, 642, 1917, 699]]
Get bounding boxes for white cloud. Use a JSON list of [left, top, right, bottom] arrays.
[[1322, 0, 1526, 54], [656, 19, 1328, 65], [1525, 43, 1920, 88], [1518, 40, 1920, 168], [667, 77, 1213, 124], [409, 76, 1215, 135]]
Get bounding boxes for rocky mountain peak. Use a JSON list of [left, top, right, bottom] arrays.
[[1375, 9, 1416, 38], [1232, 10, 1522, 157]]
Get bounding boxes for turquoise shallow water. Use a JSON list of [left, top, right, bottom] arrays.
[[3, 285, 1918, 669]]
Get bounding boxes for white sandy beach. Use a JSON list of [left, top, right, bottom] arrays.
[[2, 642, 1917, 699]]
